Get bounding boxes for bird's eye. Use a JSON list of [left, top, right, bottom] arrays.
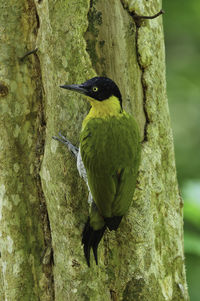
[[92, 86, 98, 92]]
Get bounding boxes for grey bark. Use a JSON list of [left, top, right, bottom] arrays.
[[0, 0, 189, 300]]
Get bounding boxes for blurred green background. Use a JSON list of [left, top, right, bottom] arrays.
[[163, 1, 200, 300]]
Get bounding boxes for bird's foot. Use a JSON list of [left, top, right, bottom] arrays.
[[52, 132, 79, 157]]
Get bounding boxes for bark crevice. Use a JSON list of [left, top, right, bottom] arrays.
[[33, 5, 55, 299], [134, 23, 149, 142], [120, 0, 149, 142], [84, 0, 102, 74]]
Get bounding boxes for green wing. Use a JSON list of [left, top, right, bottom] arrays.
[[80, 112, 141, 219], [87, 166, 138, 217]]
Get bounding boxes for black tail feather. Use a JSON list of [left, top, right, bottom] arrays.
[[92, 226, 106, 265], [82, 218, 106, 267], [82, 218, 92, 267], [104, 216, 123, 230]]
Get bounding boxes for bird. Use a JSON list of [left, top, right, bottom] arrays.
[[56, 77, 141, 267]]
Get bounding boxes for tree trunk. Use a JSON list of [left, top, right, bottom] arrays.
[[0, 0, 189, 300]]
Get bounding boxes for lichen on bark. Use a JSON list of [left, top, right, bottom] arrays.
[[0, 1, 54, 300]]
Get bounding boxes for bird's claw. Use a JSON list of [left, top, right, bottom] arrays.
[[52, 132, 79, 157]]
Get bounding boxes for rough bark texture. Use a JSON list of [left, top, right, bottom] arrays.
[[0, 0, 189, 300]]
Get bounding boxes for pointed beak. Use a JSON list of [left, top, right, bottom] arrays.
[[60, 84, 87, 95]]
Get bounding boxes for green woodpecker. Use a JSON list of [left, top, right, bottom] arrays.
[[55, 77, 141, 266]]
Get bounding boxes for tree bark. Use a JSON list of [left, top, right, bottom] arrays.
[[0, 0, 189, 300]]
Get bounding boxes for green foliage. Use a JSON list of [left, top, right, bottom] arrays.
[[163, 0, 200, 183], [184, 231, 200, 256], [184, 197, 200, 257]]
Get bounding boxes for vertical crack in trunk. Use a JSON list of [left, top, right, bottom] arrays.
[[120, 1, 150, 142], [86, 0, 150, 141], [34, 54, 55, 300], [134, 23, 149, 142], [33, 6, 55, 300], [84, 0, 101, 74]]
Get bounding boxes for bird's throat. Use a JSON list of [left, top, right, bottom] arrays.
[[82, 96, 122, 129], [88, 95, 122, 117]]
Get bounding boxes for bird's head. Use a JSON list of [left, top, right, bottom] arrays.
[[60, 77, 122, 108]]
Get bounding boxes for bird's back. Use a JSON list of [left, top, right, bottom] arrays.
[[80, 112, 141, 218]]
